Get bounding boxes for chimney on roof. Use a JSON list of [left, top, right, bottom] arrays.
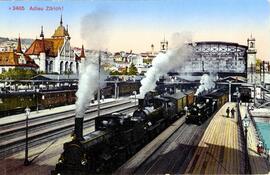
[[16, 34, 23, 53], [40, 26, 44, 38], [80, 45, 86, 58]]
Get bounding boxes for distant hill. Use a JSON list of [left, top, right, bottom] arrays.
[[0, 37, 9, 43], [0, 37, 34, 51]]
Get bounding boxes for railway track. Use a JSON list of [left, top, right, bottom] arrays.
[[0, 101, 137, 158], [0, 100, 131, 141], [134, 115, 214, 174], [0, 99, 123, 130]]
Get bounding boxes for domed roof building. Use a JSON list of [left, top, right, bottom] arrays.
[[25, 16, 84, 75]]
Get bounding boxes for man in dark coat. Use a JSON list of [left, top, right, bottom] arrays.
[[231, 107, 236, 118], [226, 107, 230, 118]]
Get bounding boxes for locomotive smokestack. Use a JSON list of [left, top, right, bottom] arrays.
[[74, 115, 84, 141]]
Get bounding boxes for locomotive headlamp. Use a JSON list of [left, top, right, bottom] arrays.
[[81, 159, 87, 166], [81, 154, 87, 165], [58, 156, 64, 164]]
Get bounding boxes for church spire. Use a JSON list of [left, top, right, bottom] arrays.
[[60, 14, 63, 26], [16, 34, 22, 53], [80, 45, 86, 58], [40, 26, 44, 38]]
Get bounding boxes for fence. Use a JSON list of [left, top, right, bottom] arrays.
[[248, 108, 270, 163]]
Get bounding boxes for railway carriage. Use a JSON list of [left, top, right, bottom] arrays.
[[0, 81, 141, 117], [162, 91, 188, 116]]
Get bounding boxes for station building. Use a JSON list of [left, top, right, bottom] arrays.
[[25, 16, 85, 75], [180, 35, 256, 78]]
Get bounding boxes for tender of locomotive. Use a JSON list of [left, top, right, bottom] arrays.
[[52, 91, 194, 175], [185, 89, 228, 125]]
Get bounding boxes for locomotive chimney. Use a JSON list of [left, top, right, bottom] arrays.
[[74, 115, 84, 141]]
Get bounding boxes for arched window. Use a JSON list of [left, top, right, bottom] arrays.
[[60, 61, 64, 74], [76, 62, 79, 74], [49, 61, 53, 73], [65, 61, 69, 72], [70, 62, 73, 73], [45, 60, 49, 73]]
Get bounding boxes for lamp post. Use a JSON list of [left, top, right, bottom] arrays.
[[24, 107, 31, 166], [242, 114, 251, 173], [36, 88, 40, 112], [133, 91, 137, 106]]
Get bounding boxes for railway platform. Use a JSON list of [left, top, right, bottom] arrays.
[[185, 102, 270, 174], [239, 104, 270, 174]]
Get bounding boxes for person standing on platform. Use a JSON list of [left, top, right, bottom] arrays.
[[226, 107, 230, 118], [231, 107, 235, 118]]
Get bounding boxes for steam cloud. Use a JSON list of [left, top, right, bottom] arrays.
[[80, 9, 111, 50], [195, 74, 215, 95], [75, 56, 106, 118], [139, 32, 194, 97], [75, 10, 110, 118]]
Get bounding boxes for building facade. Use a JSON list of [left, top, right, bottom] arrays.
[[25, 16, 83, 75], [179, 37, 256, 78]]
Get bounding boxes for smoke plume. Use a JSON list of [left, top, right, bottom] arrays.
[[80, 9, 112, 50], [195, 74, 215, 95], [75, 54, 106, 118], [75, 10, 110, 118], [139, 32, 194, 97]]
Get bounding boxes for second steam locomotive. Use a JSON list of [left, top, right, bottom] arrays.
[[185, 88, 228, 125]]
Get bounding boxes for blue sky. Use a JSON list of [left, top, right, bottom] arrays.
[[0, 0, 270, 59]]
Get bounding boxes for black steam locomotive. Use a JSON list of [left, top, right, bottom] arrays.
[[52, 90, 194, 175], [185, 89, 228, 125]]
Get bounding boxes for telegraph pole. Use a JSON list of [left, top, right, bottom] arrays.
[[97, 51, 101, 117]]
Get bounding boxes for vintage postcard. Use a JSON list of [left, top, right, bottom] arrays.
[[0, 0, 269, 174]]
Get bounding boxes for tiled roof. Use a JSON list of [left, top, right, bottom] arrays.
[[0, 51, 39, 68], [25, 38, 64, 57], [0, 52, 18, 65], [32, 74, 78, 80], [52, 25, 69, 38]]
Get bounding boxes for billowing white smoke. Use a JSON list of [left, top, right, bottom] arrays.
[[75, 10, 110, 118], [139, 33, 193, 97], [195, 74, 215, 95], [75, 55, 106, 118], [80, 9, 111, 50]]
